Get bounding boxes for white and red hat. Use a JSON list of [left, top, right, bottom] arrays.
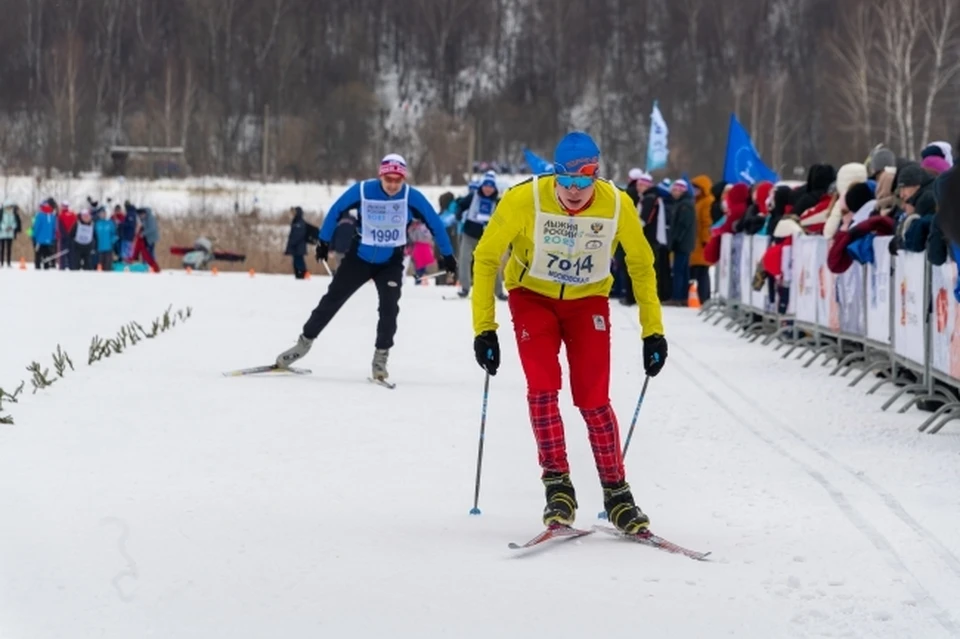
[[379, 153, 408, 178]]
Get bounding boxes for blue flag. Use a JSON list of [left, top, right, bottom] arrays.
[[722, 113, 778, 185], [523, 148, 554, 174]]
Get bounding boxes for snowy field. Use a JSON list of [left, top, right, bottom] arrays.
[[2, 268, 960, 639]]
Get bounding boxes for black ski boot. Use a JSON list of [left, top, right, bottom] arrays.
[[603, 481, 650, 534], [542, 472, 578, 527]]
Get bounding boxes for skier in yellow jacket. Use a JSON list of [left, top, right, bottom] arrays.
[[470, 131, 667, 533]]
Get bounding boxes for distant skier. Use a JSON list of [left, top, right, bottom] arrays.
[[469, 132, 668, 533], [275, 153, 457, 381], [453, 170, 506, 300]]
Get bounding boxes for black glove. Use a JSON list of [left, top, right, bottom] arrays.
[[441, 254, 457, 274], [642, 334, 667, 377], [474, 331, 500, 376], [315, 241, 329, 262]]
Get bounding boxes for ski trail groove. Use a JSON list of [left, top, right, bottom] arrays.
[[617, 307, 960, 635], [671, 333, 960, 582]]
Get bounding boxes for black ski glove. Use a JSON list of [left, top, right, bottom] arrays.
[[642, 334, 667, 377], [315, 241, 329, 263], [474, 331, 500, 376], [441, 254, 457, 274]]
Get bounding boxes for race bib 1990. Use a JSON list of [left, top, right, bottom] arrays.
[[360, 185, 408, 247]]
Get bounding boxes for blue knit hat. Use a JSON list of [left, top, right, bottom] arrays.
[[480, 170, 497, 189], [553, 132, 600, 175]]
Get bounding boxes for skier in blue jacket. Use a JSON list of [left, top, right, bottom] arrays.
[[276, 153, 457, 381]]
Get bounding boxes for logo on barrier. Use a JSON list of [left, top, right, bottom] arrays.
[[937, 287, 949, 333], [900, 279, 907, 326]]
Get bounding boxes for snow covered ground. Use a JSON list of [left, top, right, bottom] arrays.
[[2, 268, 960, 639]]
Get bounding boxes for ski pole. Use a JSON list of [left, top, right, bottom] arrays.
[[598, 375, 651, 520], [469, 372, 491, 515]]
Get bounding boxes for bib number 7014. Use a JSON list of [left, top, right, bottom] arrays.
[[547, 253, 594, 276], [372, 228, 402, 243]]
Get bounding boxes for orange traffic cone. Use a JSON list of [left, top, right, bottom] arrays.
[[211, 266, 219, 276], [687, 280, 701, 309], [249, 268, 255, 278], [96, 263, 102, 271], [304, 270, 311, 280], [185, 266, 193, 274], [18, 257, 26, 270]]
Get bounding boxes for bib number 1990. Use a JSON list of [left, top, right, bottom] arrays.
[[372, 228, 402, 244]]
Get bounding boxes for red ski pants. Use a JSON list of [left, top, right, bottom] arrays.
[[509, 289, 625, 484], [508, 288, 612, 409]]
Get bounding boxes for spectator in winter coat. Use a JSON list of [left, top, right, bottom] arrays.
[[689, 175, 715, 303], [641, 181, 673, 301], [130, 208, 160, 272], [94, 208, 117, 271], [285, 206, 309, 279], [57, 201, 77, 269], [0, 200, 22, 267], [71, 209, 97, 270], [617, 169, 654, 306], [793, 164, 837, 235], [31, 203, 57, 269], [120, 202, 138, 260], [827, 182, 895, 274], [823, 163, 869, 241], [709, 181, 728, 224], [704, 182, 751, 265], [896, 163, 937, 253], [667, 178, 696, 304], [735, 181, 775, 235]]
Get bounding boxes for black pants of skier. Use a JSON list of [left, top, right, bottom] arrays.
[[35, 244, 53, 269], [0, 239, 12, 266], [302, 252, 403, 350]]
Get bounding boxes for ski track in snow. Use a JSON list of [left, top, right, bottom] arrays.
[[2, 268, 960, 638], [618, 304, 960, 637]]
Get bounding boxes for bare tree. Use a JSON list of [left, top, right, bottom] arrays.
[[824, 0, 874, 151], [918, 0, 960, 147]]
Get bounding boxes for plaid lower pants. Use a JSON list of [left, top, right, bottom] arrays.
[[528, 391, 625, 484]]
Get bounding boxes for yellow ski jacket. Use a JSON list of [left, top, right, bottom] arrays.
[[470, 175, 664, 339]]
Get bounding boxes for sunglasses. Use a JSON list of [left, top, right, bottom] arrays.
[[555, 162, 599, 190]]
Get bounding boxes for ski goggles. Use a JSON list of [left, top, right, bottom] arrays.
[[554, 163, 599, 189]]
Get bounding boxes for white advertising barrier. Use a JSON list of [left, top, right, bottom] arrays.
[[838, 263, 865, 337], [718, 233, 732, 300], [730, 234, 744, 302], [893, 250, 927, 366], [816, 238, 840, 333], [783, 242, 796, 315], [866, 236, 892, 345], [931, 263, 960, 378], [794, 236, 820, 324], [739, 233, 753, 309], [751, 235, 769, 312]]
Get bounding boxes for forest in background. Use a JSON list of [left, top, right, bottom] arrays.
[[1, 0, 959, 183]]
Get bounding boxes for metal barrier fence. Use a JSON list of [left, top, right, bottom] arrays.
[[699, 233, 960, 434]]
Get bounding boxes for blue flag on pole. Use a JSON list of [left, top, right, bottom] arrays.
[[722, 113, 778, 185], [523, 148, 554, 174]]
